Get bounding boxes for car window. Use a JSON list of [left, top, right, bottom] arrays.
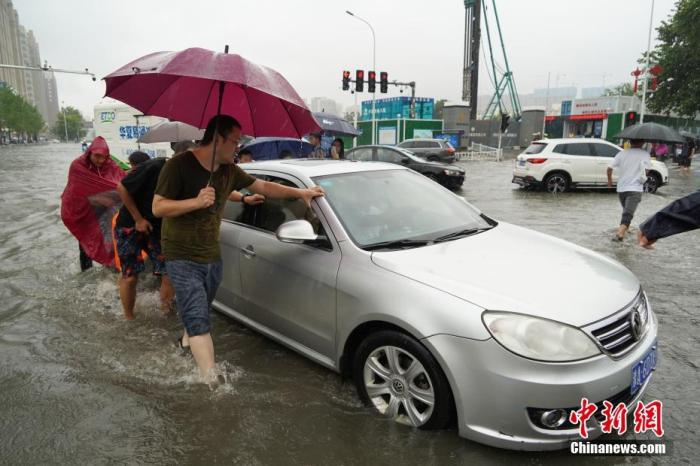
[[553, 144, 568, 154], [376, 148, 402, 164], [222, 175, 326, 243], [429, 141, 441, 148], [255, 177, 324, 235], [347, 147, 374, 161], [524, 142, 547, 154], [223, 181, 256, 225], [564, 143, 593, 156], [398, 141, 414, 148], [591, 143, 619, 158]]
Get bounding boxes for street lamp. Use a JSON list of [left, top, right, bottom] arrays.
[[61, 101, 68, 142], [640, 0, 655, 123], [346, 10, 376, 145]]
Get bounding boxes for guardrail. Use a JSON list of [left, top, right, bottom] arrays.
[[455, 143, 503, 162]]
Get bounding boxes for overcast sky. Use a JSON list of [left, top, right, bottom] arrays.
[[13, 0, 677, 118]]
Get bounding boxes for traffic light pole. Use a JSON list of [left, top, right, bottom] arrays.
[[639, 0, 655, 124], [0, 62, 96, 80], [390, 80, 416, 118]]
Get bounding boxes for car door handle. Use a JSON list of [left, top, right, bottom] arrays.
[[241, 245, 256, 257]]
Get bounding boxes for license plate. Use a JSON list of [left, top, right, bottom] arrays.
[[631, 344, 657, 395], [518, 160, 526, 167]]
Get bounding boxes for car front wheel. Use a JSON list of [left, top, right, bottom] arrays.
[[353, 330, 453, 430]]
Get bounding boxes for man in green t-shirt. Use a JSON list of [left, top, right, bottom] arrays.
[[153, 115, 324, 385]]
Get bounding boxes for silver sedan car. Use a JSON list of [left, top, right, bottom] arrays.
[[215, 159, 658, 451]]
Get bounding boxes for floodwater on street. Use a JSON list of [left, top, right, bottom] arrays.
[[1, 143, 698, 465]]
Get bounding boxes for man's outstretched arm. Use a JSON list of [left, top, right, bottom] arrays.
[[246, 179, 324, 206], [639, 190, 700, 247]]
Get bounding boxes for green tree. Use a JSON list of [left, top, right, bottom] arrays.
[[0, 87, 45, 140], [52, 106, 85, 141], [604, 83, 635, 96], [433, 99, 448, 119], [646, 0, 700, 116]]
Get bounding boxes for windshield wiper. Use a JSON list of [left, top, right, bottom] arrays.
[[433, 227, 494, 243], [362, 239, 432, 251]]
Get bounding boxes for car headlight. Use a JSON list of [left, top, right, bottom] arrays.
[[482, 311, 601, 362], [443, 169, 462, 176]]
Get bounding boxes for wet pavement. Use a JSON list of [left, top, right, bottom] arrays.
[[0, 143, 698, 465]]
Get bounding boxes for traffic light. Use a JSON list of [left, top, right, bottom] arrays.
[[380, 71, 388, 93], [342, 70, 350, 91], [367, 71, 376, 93], [500, 113, 511, 133], [625, 111, 638, 127], [355, 70, 364, 92]]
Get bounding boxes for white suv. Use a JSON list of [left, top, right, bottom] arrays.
[[512, 138, 669, 193]]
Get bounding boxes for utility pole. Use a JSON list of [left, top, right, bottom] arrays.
[[640, 0, 655, 123], [134, 114, 145, 149], [543, 71, 551, 136], [346, 11, 376, 144], [462, 0, 481, 120]]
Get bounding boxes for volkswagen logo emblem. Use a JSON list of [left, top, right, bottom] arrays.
[[392, 379, 405, 394], [630, 309, 644, 341]]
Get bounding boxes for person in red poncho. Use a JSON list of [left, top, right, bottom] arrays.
[[61, 136, 126, 269]]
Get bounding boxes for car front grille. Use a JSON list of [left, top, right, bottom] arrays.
[[584, 291, 650, 358]]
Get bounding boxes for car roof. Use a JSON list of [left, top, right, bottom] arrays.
[[534, 138, 617, 145], [347, 144, 403, 150], [400, 138, 444, 142], [240, 159, 404, 178]]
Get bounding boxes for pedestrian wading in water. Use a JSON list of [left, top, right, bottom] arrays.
[[607, 139, 651, 242], [153, 115, 324, 386]]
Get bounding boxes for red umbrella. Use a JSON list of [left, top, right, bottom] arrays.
[[103, 47, 319, 138]]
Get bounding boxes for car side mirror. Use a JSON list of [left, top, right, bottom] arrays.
[[276, 220, 319, 243]]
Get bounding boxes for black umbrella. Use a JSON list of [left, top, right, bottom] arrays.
[[614, 122, 685, 144], [312, 112, 360, 137]]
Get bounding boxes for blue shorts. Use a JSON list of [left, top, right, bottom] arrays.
[[165, 259, 223, 337]]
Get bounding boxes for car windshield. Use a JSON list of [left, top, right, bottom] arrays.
[[524, 142, 547, 154], [313, 169, 493, 249]]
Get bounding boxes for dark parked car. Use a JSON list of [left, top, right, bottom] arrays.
[[397, 138, 456, 163], [345, 145, 465, 189]]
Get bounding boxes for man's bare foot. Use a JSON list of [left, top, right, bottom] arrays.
[[637, 231, 656, 249], [160, 299, 175, 315], [124, 312, 135, 320]]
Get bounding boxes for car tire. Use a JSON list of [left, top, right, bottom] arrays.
[[644, 172, 661, 194], [353, 330, 454, 430], [543, 172, 570, 193]]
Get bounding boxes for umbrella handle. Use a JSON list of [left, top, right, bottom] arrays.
[[207, 45, 230, 213]]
